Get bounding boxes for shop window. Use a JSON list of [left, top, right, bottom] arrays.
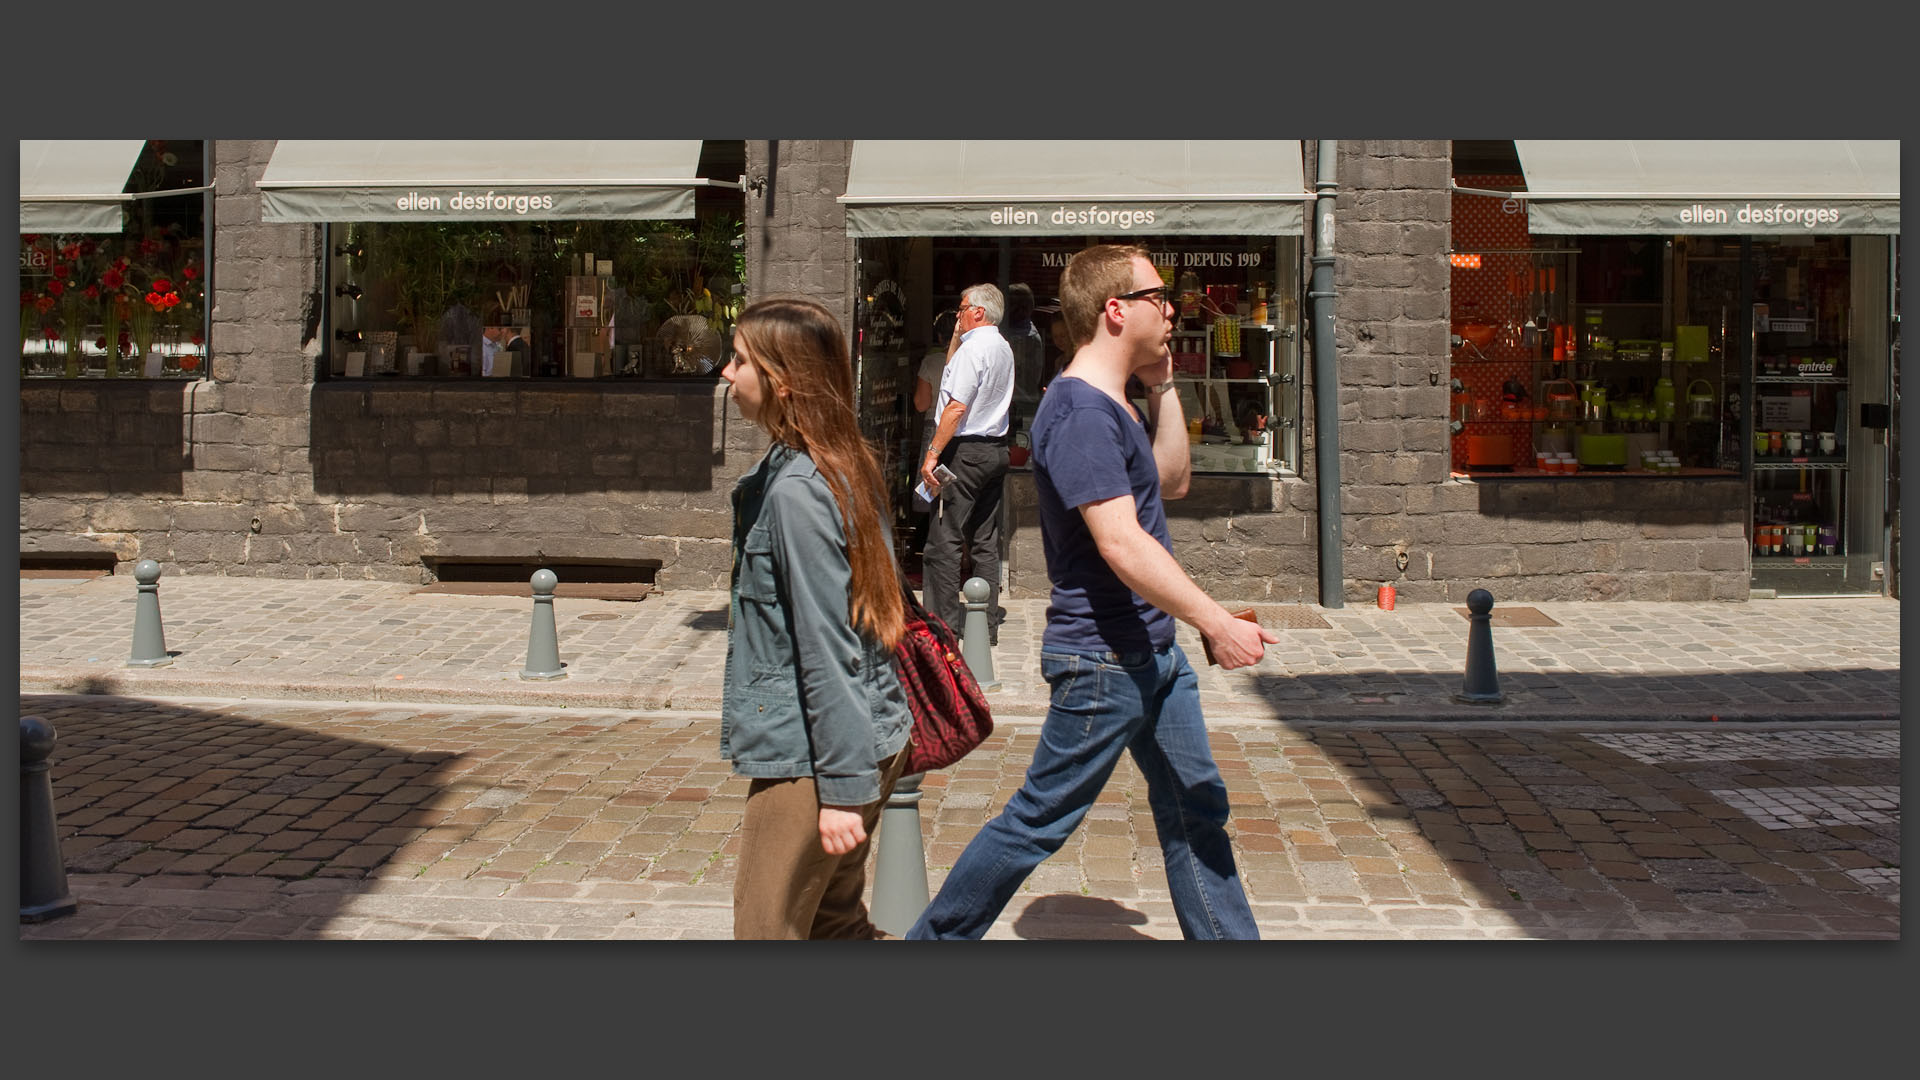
[[853, 233, 1303, 514], [322, 212, 744, 380], [18, 141, 210, 380], [1451, 174, 1744, 479]]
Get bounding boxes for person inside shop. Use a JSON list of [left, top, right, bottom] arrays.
[[920, 283, 1014, 644], [910, 308, 961, 546], [1045, 305, 1077, 389], [717, 296, 913, 940], [481, 326, 503, 377], [907, 244, 1278, 941], [1004, 283, 1046, 436], [501, 325, 530, 377]]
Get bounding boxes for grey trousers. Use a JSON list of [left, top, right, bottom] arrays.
[[923, 439, 1008, 638]]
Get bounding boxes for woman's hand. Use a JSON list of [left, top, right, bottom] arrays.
[[818, 806, 868, 855]]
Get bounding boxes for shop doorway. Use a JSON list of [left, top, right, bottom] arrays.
[[1746, 235, 1895, 597]]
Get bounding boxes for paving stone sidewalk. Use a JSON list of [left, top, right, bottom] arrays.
[[16, 575, 1902, 722], [17, 694, 1899, 940]]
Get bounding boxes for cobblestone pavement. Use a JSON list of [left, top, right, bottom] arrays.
[[16, 575, 1902, 722], [19, 694, 1898, 940]]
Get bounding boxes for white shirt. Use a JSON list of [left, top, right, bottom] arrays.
[[937, 324, 1014, 438]]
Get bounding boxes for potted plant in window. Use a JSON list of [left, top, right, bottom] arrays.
[[43, 242, 91, 377], [18, 287, 35, 374], [131, 276, 179, 375], [99, 279, 128, 377], [391, 234, 447, 374], [166, 260, 202, 374], [379, 224, 483, 375]]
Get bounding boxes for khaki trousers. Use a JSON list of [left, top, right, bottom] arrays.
[[732, 746, 911, 940]]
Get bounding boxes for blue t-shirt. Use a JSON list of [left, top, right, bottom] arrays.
[[1030, 377, 1178, 654]]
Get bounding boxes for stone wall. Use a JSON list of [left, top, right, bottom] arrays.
[[1325, 141, 1456, 603], [1004, 474, 1320, 602], [18, 139, 766, 589], [745, 140, 855, 324]]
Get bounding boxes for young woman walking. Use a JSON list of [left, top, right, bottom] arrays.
[[720, 296, 913, 939]]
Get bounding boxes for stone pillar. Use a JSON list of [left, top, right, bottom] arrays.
[[1327, 141, 1453, 604], [744, 140, 856, 335]]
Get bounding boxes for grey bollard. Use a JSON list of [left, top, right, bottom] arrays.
[[869, 772, 929, 937], [127, 558, 173, 667], [519, 568, 567, 680], [1456, 588, 1504, 704], [960, 576, 999, 691], [20, 715, 78, 922]]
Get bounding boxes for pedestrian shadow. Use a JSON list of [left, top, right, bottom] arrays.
[[684, 609, 728, 631], [19, 692, 464, 940], [1010, 894, 1157, 940]]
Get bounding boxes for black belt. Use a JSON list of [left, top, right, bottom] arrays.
[[950, 434, 1008, 445]]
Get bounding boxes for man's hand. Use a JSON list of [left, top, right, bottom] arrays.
[[1134, 343, 1175, 388], [1198, 608, 1281, 670], [819, 806, 867, 855], [920, 453, 943, 495]]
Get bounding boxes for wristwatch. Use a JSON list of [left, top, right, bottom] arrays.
[[1145, 378, 1177, 396]]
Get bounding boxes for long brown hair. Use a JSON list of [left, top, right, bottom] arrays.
[[734, 297, 906, 649]]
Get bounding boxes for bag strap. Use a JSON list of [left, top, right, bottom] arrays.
[[895, 568, 961, 649]]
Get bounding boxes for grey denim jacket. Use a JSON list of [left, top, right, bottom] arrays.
[[721, 443, 911, 807]]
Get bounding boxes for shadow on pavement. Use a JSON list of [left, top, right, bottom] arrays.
[[1011, 894, 1155, 940], [1272, 724, 1900, 936], [21, 693, 463, 939], [1243, 666, 1898, 717]]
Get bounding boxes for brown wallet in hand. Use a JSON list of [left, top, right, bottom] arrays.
[[1201, 608, 1259, 667]]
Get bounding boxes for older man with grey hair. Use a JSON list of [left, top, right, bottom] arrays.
[[920, 283, 1015, 641]]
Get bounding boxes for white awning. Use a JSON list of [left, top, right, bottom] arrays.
[[257, 140, 723, 223], [1511, 140, 1899, 235], [19, 140, 147, 233], [840, 141, 1310, 237]]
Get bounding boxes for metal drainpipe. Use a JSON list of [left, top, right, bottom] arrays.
[[1309, 140, 1343, 608]]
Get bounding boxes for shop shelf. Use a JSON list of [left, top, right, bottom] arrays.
[[1752, 460, 1847, 471], [1751, 555, 1850, 569]]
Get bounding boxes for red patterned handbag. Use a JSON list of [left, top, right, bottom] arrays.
[[892, 585, 993, 773]]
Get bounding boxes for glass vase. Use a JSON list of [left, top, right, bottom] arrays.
[[161, 326, 183, 376]]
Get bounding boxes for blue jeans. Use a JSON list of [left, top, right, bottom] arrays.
[[906, 643, 1258, 940]]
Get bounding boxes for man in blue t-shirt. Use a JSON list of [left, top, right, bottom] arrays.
[[908, 244, 1279, 940]]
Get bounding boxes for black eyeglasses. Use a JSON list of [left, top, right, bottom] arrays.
[[1113, 285, 1172, 308]]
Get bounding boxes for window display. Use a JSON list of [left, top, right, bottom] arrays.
[[855, 234, 1301, 484], [1451, 180, 1741, 478], [855, 233, 1302, 581], [324, 212, 743, 380], [18, 141, 209, 380]]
